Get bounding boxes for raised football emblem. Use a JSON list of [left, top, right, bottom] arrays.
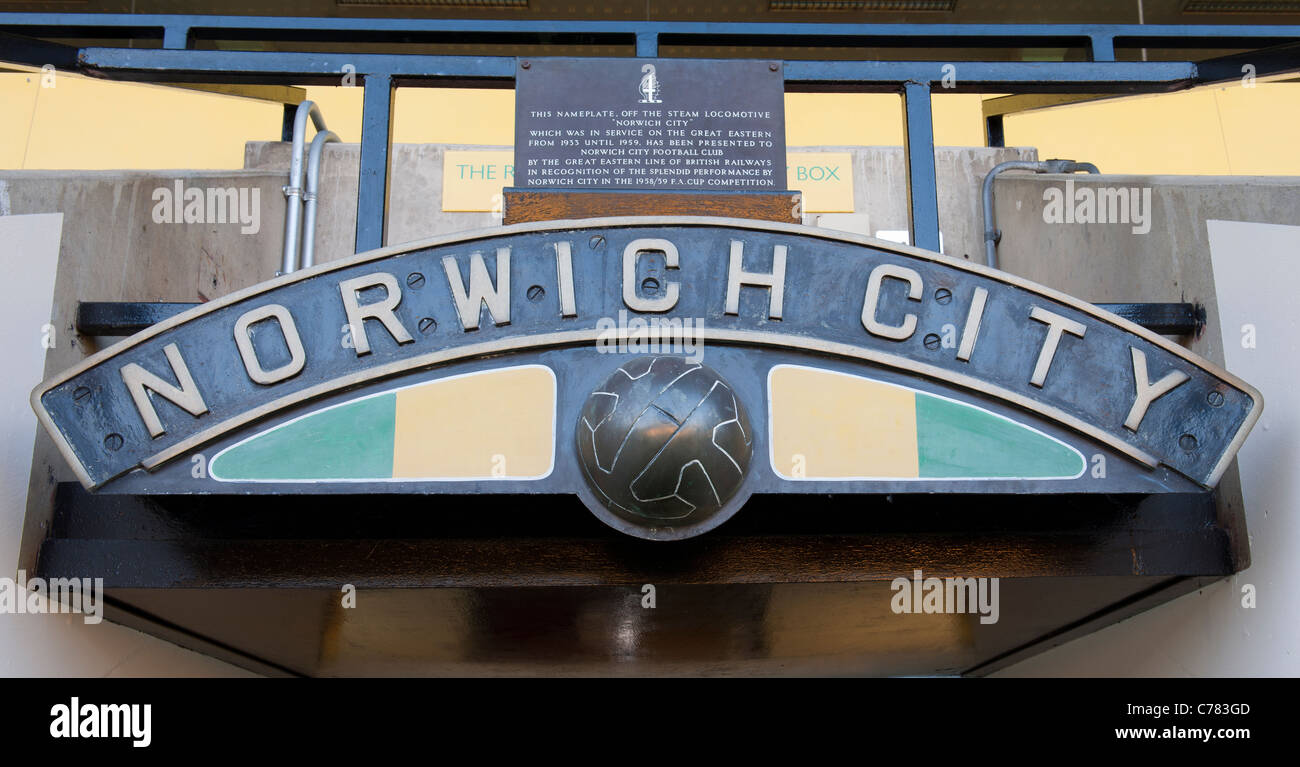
[[576, 356, 752, 533]]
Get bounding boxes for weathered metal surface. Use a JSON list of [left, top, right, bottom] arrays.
[[576, 357, 753, 534], [32, 218, 1261, 539], [73, 300, 1208, 338], [1095, 302, 1206, 338], [75, 301, 204, 337]]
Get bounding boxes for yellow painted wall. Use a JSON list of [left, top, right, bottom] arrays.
[[1001, 82, 1300, 176], [306, 89, 989, 148], [2, 67, 1298, 176], [0, 70, 283, 170]]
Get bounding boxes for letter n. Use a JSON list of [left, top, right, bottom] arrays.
[[120, 343, 209, 438]]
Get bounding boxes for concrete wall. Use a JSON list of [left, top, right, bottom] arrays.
[[805, 145, 1037, 261], [987, 175, 1300, 676], [0, 210, 254, 677], [242, 141, 1037, 265], [0, 171, 285, 581], [244, 142, 502, 263]]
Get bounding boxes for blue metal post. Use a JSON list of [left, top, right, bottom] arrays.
[[636, 32, 658, 57], [1091, 35, 1116, 62], [161, 24, 188, 50], [901, 81, 941, 253], [357, 72, 394, 253]]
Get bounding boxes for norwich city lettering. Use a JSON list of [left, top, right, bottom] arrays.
[[120, 236, 1183, 444], [31, 221, 1259, 493]]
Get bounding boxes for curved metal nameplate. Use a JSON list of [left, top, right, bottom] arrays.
[[33, 217, 1262, 491]]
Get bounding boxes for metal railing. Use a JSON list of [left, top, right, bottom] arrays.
[[981, 159, 1100, 269], [281, 100, 329, 275], [2, 13, 1298, 256]]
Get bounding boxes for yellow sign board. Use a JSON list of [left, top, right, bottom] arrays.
[[441, 150, 514, 213], [440, 150, 854, 214], [786, 152, 854, 213]]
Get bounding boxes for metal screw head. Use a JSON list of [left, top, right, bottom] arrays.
[[527, 285, 545, 302], [769, 62, 779, 72], [1207, 390, 1225, 407], [417, 317, 437, 334], [923, 333, 942, 350], [934, 288, 953, 305], [641, 277, 660, 294], [73, 386, 91, 404], [103, 433, 123, 452], [521, 60, 531, 69], [1179, 433, 1199, 451], [589, 235, 606, 251], [406, 272, 425, 289]]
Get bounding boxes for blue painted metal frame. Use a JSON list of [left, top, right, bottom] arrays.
[[3, 13, 1299, 253], [358, 74, 395, 252], [901, 82, 940, 253]]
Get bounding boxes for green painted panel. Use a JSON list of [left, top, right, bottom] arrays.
[[210, 393, 396, 480], [915, 393, 1085, 479]]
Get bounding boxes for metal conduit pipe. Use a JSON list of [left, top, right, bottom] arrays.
[[301, 129, 340, 270], [280, 100, 329, 275], [982, 159, 1099, 270]]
